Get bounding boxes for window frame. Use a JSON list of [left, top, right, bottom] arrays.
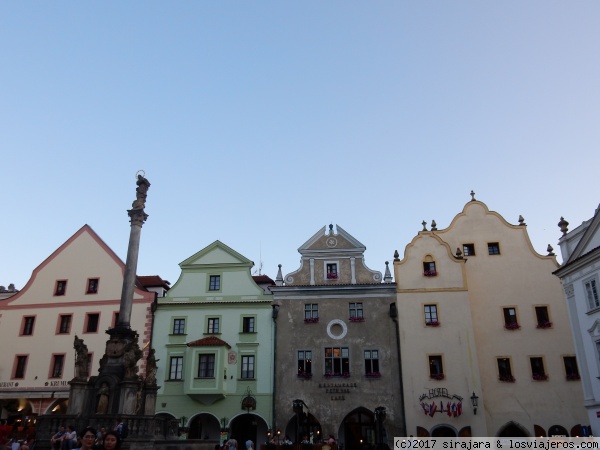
[[305, 304, 319, 320], [530, 356, 548, 381], [50, 354, 66, 379], [423, 261, 437, 277], [585, 277, 600, 310], [488, 242, 501, 255], [21, 316, 36, 336], [57, 314, 72, 334], [13, 355, 28, 379], [241, 355, 255, 379], [349, 302, 364, 321], [172, 318, 186, 335], [169, 356, 184, 380], [298, 350, 312, 376], [208, 275, 221, 291], [207, 317, 220, 334], [424, 304, 439, 326], [324, 346, 350, 377], [242, 316, 255, 333], [535, 306, 552, 328], [86, 278, 99, 294], [84, 312, 101, 334], [428, 354, 444, 380], [364, 349, 380, 376], [325, 262, 339, 280], [503, 307, 520, 330], [55, 280, 67, 296], [563, 356, 580, 381], [497, 357, 515, 382], [197, 354, 216, 378], [463, 244, 476, 256]]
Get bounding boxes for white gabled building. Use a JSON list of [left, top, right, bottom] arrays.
[[555, 204, 600, 433]]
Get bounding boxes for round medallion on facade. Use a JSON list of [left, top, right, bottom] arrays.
[[326, 237, 338, 248], [327, 319, 348, 340]]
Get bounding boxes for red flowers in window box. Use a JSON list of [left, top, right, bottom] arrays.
[[426, 320, 440, 327], [536, 321, 552, 329], [566, 373, 581, 381], [304, 317, 319, 324], [532, 373, 548, 381], [297, 372, 312, 379], [430, 373, 445, 380], [423, 271, 438, 277], [504, 322, 520, 330], [327, 273, 338, 279], [349, 316, 365, 322], [499, 375, 515, 382], [366, 372, 381, 378]]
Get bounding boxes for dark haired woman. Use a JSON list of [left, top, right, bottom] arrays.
[[74, 428, 96, 450], [101, 431, 120, 450]]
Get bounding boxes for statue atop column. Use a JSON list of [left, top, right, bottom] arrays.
[[73, 335, 89, 379], [132, 174, 151, 210], [123, 336, 144, 379]]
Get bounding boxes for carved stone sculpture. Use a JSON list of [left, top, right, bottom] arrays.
[[74, 335, 89, 379]]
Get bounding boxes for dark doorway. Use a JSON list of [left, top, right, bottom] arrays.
[[498, 423, 529, 437], [231, 414, 259, 448], [431, 426, 456, 437], [189, 413, 221, 440], [343, 408, 375, 450]]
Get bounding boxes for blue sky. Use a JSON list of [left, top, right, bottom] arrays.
[[1, 2, 599, 290]]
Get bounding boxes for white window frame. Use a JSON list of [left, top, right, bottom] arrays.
[[585, 277, 600, 310], [324, 261, 339, 280]]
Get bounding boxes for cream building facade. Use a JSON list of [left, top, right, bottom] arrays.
[[395, 195, 588, 437], [0, 225, 155, 424]]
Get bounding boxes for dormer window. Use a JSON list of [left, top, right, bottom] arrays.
[[326, 262, 339, 280]]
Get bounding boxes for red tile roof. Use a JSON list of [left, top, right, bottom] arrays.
[[252, 275, 275, 285], [138, 275, 171, 288], [187, 336, 231, 349]]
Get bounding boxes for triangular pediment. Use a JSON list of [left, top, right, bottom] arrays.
[[568, 205, 600, 264], [180, 240, 253, 269], [298, 224, 366, 255], [187, 336, 231, 349]]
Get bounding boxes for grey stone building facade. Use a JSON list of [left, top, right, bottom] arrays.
[[270, 225, 404, 450]]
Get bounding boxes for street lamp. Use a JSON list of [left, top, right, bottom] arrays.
[[470, 392, 479, 415]]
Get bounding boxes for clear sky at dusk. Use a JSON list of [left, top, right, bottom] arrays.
[[1, 2, 599, 290]]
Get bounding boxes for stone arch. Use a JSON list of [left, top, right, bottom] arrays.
[[283, 411, 322, 445], [548, 425, 569, 437], [188, 412, 220, 440], [416, 426, 429, 437], [44, 398, 69, 415], [431, 425, 457, 437], [497, 422, 530, 437], [341, 407, 376, 450], [229, 412, 270, 448]]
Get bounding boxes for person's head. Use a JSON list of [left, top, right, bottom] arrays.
[[80, 427, 97, 450], [102, 431, 121, 450], [67, 425, 75, 432]]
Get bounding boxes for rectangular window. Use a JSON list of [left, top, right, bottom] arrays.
[[349, 302, 363, 320], [585, 279, 600, 310], [13, 355, 28, 379], [169, 356, 183, 380], [326, 263, 338, 280], [564, 356, 580, 381], [208, 318, 220, 334], [530, 357, 547, 381], [298, 350, 312, 376], [58, 315, 72, 334], [364, 350, 380, 376], [87, 278, 99, 294], [21, 316, 35, 336], [51, 354, 65, 378], [209, 275, 221, 291], [488, 242, 500, 255], [305, 304, 318, 319], [463, 244, 475, 256], [423, 262, 437, 276], [55, 280, 67, 296], [428, 355, 444, 379], [535, 306, 552, 328], [497, 357, 514, 382], [503, 307, 519, 329], [324, 347, 350, 376], [173, 318, 186, 335], [198, 354, 215, 378], [242, 317, 255, 333], [424, 305, 439, 326], [86, 313, 100, 333], [241, 355, 255, 379]]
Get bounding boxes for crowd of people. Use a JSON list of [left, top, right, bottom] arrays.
[[48, 418, 127, 450]]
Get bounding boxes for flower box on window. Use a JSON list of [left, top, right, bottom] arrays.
[[327, 273, 338, 279], [566, 373, 581, 381], [426, 320, 440, 327], [423, 270, 438, 277], [342, 372, 351, 378], [366, 372, 381, 378], [499, 375, 516, 382], [304, 317, 319, 324], [532, 373, 548, 381], [349, 316, 365, 323], [504, 322, 520, 330], [536, 321, 552, 329], [297, 372, 312, 379], [430, 373, 445, 380]]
